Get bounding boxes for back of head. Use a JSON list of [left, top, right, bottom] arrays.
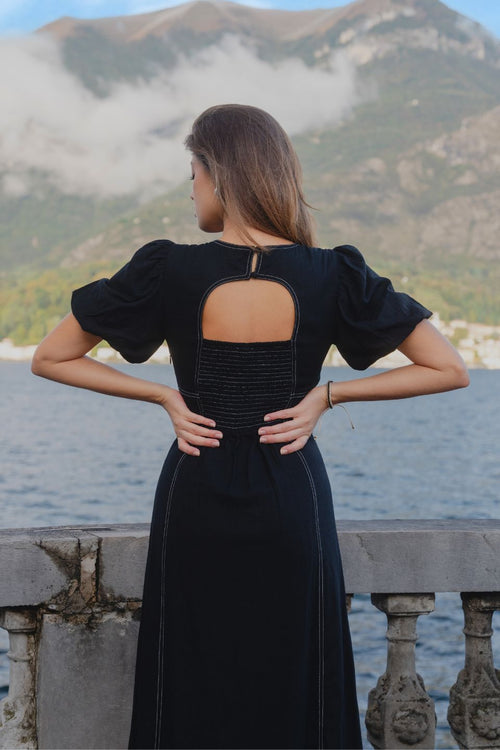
[[185, 104, 315, 248]]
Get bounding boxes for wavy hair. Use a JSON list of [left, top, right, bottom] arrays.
[[184, 104, 315, 250]]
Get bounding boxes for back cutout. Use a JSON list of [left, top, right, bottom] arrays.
[[202, 279, 295, 343]]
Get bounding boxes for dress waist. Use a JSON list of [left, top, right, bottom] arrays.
[[192, 338, 296, 432]]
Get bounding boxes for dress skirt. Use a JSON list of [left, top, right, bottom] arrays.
[[128, 433, 362, 750]]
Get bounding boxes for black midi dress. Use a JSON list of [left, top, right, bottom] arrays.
[[71, 239, 431, 750]]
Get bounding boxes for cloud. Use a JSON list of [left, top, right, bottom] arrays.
[[0, 33, 365, 198]]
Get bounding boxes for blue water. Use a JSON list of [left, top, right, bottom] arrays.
[[1, 362, 499, 748]]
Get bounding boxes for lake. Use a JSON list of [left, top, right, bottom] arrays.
[[1, 362, 498, 748]]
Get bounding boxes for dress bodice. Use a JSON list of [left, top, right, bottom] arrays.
[[71, 238, 432, 431]]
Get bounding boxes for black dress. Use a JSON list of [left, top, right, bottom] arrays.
[[71, 240, 431, 750]]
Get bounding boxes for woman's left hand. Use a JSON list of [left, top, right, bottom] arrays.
[[258, 385, 329, 454]]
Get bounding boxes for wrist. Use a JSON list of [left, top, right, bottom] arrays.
[[313, 384, 329, 411], [326, 380, 340, 408], [153, 383, 173, 407]]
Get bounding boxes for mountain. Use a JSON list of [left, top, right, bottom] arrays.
[[1, 0, 500, 344]]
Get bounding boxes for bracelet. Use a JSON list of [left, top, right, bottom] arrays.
[[326, 381, 355, 430], [327, 380, 335, 409]]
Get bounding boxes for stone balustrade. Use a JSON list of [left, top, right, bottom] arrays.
[[0, 520, 499, 750]]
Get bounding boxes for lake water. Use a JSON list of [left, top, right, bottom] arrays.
[[1, 362, 499, 748]]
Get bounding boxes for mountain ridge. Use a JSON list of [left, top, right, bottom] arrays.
[[1, 0, 499, 343], [39, 0, 496, 47]]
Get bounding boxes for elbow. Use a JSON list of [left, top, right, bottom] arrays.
[[31, 349, 43, 376], [448, 361, 470, 390], [31, 346, 50, 377]]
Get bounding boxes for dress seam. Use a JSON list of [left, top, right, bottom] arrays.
[[155, 452, 187, 748], [297, 449, 325, 749]]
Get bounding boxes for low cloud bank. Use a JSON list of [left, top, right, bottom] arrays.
[[0, 33, 364, 198]]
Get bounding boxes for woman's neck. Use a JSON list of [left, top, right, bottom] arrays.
[[219, 220, 294, 247]]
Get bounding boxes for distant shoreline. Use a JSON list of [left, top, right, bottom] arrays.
[[2, 323, 500, 370]]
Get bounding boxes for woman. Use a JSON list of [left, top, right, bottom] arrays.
[[32, 104, 469, 750]]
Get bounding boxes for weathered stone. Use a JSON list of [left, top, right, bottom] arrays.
[[448, 593, 500, 749], [78, 536, 99, 605], [0, 528, 104, 608], [0, 609, 37, 750], [0, 522, 499, 749], [366, 593, 436, 749], [337, 519, 500, 593], [97, 525, 149, 601], [1, 522, 500, 605], [37, 611, 139, 749]]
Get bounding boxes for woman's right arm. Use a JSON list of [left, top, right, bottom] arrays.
[[32, 313, 223, 456], [259, 319, 469, 454]]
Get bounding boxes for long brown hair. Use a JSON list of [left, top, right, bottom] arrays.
[[184, 104, 316, 250]]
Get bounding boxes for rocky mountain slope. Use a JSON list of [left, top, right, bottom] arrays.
[[1, 0, 499, 343]]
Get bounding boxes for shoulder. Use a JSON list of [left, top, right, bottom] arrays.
[[108, 239, 175, 294], [305, 243, 364, 262], [126, 238, 206, 277], [302, 243, 367, 278], [131, 238, 216, 262], [128, 238, 174, 266], [324, 244, 365, 267]]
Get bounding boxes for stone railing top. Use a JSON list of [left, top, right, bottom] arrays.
[[0, 519, 499, 608]]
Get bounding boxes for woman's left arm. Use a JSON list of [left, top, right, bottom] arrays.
[[259, 320, 469, 454], [32, 313, 169, 402], [32, 313, 224, 456]]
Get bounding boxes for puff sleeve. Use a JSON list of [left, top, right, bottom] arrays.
[[71, 240, 170, 363], [333, 245, 432, 370]]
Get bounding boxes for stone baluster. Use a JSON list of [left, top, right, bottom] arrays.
[[0, 608, 38, 750], [365, 593, 436, 749], [448, 592, 500, 749]]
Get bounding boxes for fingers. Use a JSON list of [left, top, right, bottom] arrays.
[[258, 420, 296, 442], [179, 421, 222, 440], [259, 426, 311, 445], [177, 429, 221, 448], [176, 419, 223, 457], [279, 434, 310, 455], [177, 432, 221, 456], [177, 437, 201, 457], [186, 411, 217, 428], [263, 407, 297, 422]]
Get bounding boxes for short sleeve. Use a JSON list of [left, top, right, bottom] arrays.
[[333, 245, 432, 370], [71, 240, 170, 363]]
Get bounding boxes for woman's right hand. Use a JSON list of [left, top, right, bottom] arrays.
[[259, 385, 329, 454], [158, 386, 223, 456]]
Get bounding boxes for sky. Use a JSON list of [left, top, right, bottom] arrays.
[[0, 0, 498, 39]]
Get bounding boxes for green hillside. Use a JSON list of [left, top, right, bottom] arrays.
[[1, 0, 500, 343]]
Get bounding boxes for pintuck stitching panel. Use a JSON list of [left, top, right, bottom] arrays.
[[197, 340, 293, 429]]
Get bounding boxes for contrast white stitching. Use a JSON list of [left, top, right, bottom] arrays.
[[154, 452, 187, 747], [297, 450, 324, 749]]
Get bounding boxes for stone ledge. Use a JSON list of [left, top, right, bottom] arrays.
[[0, 520, 498, 606], [337, 519, 500, 593]]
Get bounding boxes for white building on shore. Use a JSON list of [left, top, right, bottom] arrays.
[[2, 317, 500, 369]]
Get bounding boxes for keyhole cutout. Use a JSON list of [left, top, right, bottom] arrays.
[[202, 277, 296, 343]]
